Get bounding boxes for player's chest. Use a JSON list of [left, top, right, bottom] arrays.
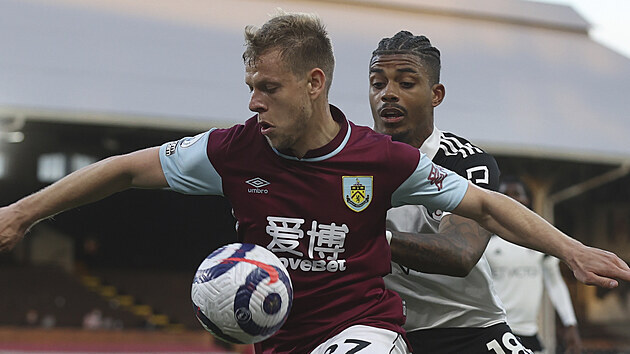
[[222, 164, 383, 215]]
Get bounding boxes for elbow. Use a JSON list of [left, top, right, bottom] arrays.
[[449, 261, 475, 277], [447, 249, 483, 277], [457, 259, 477, 277], [459, 248, 485, 276], [432, 256, 476, 277]]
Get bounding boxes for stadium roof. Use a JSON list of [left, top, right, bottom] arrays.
[[1, 0, 629, 163]]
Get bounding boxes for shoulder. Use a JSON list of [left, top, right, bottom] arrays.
[[350, 122, 420, 159], [348, 122, 421, 180], [206, 116, 263, 157], [434, 131, 500, 191], [208, 116, 257, 146], [436, 131, 490, 160]]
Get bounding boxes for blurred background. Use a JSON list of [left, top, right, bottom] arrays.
[[0, 0, 629, 352]]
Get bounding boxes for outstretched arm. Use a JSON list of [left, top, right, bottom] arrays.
[[0, 147, 166, 251], [453, 182, 630, 288], [389, 149, 499, 277], [389, 213, 491, 276], [542, 256, 582, 353]]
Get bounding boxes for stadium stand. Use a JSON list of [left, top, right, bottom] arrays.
[[88, 268, 198, 329], [0, 264, 145, 328]]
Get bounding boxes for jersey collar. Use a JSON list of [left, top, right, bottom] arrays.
[[272, 105, 351, 162], [419, 126, 441, 160]]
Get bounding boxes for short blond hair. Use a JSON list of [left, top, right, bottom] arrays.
[[243, 10, 335, 94]]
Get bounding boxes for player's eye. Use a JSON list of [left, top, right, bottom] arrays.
[[264, 85, 278, 94], [371, 81, 386, 89]]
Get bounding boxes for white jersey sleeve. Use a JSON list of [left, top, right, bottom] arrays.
[[542, 256, 578, 327], [391, 153, 468, 212], [158, 130, 224, 195]]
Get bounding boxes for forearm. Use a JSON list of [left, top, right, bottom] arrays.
[[390, 214, 491, 276], [454, 183, 630, 288], [455, 185, 580, 263], [13, 147, 165, 229], [563, 325, 582, 353], [543, 258, 578, 326]]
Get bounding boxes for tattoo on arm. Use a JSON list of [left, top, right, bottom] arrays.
[[390, 214, 491, 276]]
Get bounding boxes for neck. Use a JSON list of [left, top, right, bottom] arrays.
[[416, 124, 434, 149], [403, 118, 434, 149], [293, 102, 339, 158]]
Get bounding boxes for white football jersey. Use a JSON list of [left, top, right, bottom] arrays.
[[385, 204, 506, 330], [384, 127, 506, 330], [485, 235, 578, 335]]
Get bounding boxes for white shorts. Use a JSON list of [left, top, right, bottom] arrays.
[[310, 325, 410, 354]]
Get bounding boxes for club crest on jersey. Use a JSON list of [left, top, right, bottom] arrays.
[[343, 176, 373, 212]]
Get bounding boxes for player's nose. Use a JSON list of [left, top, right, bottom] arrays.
[[249, 90, 267, 113], [381, 84, 399, 102]]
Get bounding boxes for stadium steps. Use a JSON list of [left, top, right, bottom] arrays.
[[0, 264, 145, 328], [78, 271, 187, 331], [82, 268, 200, 329]]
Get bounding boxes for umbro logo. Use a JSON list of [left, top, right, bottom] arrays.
[[246, 177, 270, 194], [246, 177, 270, 188]]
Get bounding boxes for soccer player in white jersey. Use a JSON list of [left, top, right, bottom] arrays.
[[1, 14, 629, 354], [486, 176, 582, 354], [370, 30, 531, 353]]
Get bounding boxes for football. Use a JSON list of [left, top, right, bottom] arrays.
[[191, 243, 293, 344]]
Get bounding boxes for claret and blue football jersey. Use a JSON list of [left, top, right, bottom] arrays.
[[159, 105, 468, 353]]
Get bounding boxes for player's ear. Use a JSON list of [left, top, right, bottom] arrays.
[[307, 68, 326, 99], [432, 83, 445, 107]]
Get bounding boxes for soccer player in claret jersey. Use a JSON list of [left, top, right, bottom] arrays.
[[1, 12, 629, 354]]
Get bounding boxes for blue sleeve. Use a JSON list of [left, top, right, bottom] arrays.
[[158, 130, 224, 196], [391, 153, 468, 212]]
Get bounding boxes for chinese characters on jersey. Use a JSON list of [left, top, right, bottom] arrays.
[[266, 216, 348, 272]]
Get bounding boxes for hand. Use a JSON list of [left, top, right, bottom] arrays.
[[562, 325, 582, 354], [567, 244, 630, 288], [0, 205, 31, 252]]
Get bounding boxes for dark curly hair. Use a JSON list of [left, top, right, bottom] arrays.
[[371, 30, 441, 85]]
